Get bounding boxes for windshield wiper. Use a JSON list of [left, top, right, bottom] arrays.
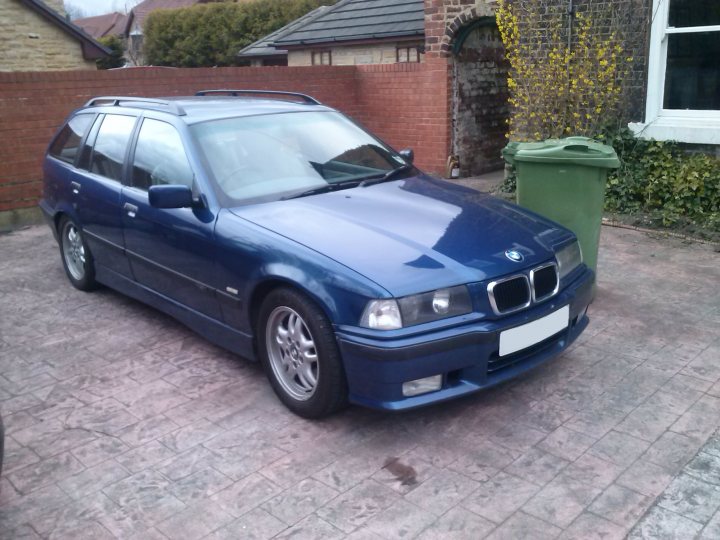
[[359, 164, 412, 187], [282, 179, 361, 200]]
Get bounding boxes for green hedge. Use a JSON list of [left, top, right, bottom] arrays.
[[97, 35, 125, 69], [144, 0, 333, 67], [499, 130, 720, 232], [600, 129, 720, 231]]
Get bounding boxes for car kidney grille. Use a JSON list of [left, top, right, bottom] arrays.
[[532, 264, 559, 301], [490, 276, 530, 314], [487, 262, 560, 315]]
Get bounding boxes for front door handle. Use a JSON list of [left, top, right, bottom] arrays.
[[123, 203, 138, 218], [70, 181, 81, 195]]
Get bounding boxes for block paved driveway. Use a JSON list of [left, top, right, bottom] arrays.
[[0, 224, 719, 540]]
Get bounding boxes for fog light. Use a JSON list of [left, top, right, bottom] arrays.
[[402, 375, 442, 397]]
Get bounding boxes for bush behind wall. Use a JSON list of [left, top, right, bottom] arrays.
[[144, 0, 332, 67]]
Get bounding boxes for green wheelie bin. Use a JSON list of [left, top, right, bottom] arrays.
[[506, 137, 620, 276]]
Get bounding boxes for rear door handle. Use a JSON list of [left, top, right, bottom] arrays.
[[123, 203, 138, 218], [70, 181, 81, 195]]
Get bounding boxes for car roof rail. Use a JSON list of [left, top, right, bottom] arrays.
[[194, 89, 321, 105], [83, 96, 187, 116]]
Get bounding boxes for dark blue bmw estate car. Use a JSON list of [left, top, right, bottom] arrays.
[[41, 90, 594, 418]]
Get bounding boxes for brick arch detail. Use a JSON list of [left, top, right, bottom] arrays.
[[442, 4, 497, 56]]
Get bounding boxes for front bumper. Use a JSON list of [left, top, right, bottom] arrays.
[[336, 267, 594, 411]]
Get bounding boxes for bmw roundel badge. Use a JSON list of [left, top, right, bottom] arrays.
[[505, 249, 524, 262]]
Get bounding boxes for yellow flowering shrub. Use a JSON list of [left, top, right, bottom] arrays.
[[496, 0, 634, 141]]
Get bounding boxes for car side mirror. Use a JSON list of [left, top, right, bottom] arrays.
[[148, 185, 196, 209], [399, 148, 414, 164]]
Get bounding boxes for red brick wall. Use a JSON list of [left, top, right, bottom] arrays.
[[0, 65, 450, 212], [355, 58, 451, 180]]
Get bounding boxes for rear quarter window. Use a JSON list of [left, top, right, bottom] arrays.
[[49, 114, 94, 165]]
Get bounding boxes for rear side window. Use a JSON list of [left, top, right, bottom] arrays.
[[49, 114, 94, 165], [132, 118, 194, 190], [90, 114, 136, 182]]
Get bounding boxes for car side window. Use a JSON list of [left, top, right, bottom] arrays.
[[77, 114, 104, 171], [49, 114, 94, 165], [90, 114, 136, 182], [132, 119, 194, 191]]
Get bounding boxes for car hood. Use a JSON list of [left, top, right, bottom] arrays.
[[230, 176, 573, 297]]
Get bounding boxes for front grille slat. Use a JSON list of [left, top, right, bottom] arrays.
[[489, 276, 530, 314], [487, 262, 560, 316], [531, 264, 559, 301]]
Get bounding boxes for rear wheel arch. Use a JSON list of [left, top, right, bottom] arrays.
[[53, 211, 65, 235]]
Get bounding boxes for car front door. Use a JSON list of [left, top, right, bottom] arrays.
[[73, 113, 136, 277], [120, 116, 222, 320]]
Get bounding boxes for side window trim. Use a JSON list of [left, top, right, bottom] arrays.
[[123, 114, 144, 187], [71, 113, 97, 169], [76, 113, 102, 170]]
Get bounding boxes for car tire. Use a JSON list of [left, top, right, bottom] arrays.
[[58, 216, 98, 291], [258, 287, 348, 418]]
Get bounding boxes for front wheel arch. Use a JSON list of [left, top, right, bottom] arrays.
[[257, 286, 348, 418], [248, 278, 337, 344]]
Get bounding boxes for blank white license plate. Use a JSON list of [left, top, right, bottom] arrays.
[[499, 306, 569, 357]]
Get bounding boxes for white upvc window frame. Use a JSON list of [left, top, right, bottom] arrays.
[[629, 0, 720, 144]]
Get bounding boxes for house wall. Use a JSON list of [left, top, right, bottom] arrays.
[[0, 63, 451, 217], [425, 0, 652, 123], [288, 42, 425, 66], [0, 0, 96, 72]]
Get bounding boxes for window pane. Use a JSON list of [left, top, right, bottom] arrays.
[[669, 0, 720, 28], [49, 114, 93, 164], [90, 115, 136, 181], [664, 31, 720, 110], [191, 111, 404, 205], [398, 48, 408, 62], [77, 115, 103, 171], [132, 119, 193, 190]]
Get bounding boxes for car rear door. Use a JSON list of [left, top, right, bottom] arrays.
[[71, 112, 136, 277], [119, 116, 222, 320]]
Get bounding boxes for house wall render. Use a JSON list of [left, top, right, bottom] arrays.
[[288, 42, 425, 66], [0, 63, 451, 216], [0, 0, 96, 72]]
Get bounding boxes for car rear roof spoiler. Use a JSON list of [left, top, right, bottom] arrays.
[[194, 89, 321, 105], [83, 96, 187, 116]]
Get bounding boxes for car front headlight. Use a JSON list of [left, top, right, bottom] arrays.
[[360, 286, 472, 330], [360, 299, 402, 330], [556, 241, 583, 280]]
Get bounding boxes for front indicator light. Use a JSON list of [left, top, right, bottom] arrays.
[[556, 241, 583, 280], [360, 299, 402, 330], [402, 375, 442, 397]]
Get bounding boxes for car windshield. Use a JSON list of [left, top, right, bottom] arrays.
[[190, 111, 409, 205]]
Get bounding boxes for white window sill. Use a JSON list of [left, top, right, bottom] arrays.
[[629, 116, 720, 145]]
